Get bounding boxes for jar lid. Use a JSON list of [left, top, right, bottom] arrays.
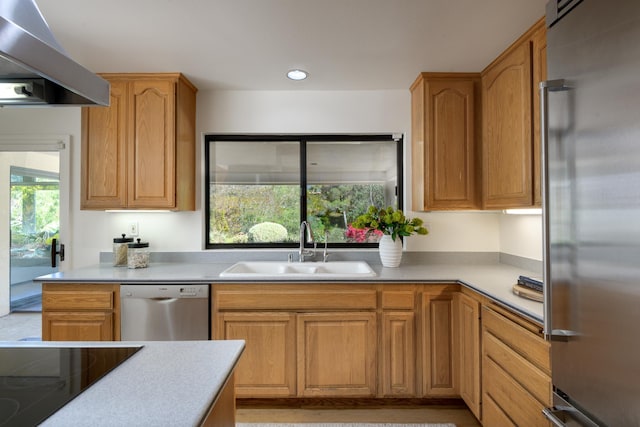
[[114, 234, 134, 243], [128, 238, 149, 248]]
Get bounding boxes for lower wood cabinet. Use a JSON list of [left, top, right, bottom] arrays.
[[42, 283, 120, 341], [297, 312, 377, 397], [481, 304, 551, 426], [455, 291, 481, 420], [217, 312, 296, 397], [40, 280, 551, 425], [422, 287, 457, 397], [213, 284, 378, 398], [381, 287, 417, 397]]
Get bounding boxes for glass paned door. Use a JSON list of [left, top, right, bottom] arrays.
[[10, 164, 59, 311], [0, 136, 69, 315]]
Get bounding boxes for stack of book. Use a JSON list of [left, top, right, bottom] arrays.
[[512, 275, 543, 302]]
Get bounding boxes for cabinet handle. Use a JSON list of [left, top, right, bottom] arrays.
[[540, 79, 570, 340]]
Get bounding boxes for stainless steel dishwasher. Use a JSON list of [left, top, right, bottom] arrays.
[[120, 284, 209, 340]]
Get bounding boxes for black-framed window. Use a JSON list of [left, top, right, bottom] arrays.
[[204, 134, 403, 249]]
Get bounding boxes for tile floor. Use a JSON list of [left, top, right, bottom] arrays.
[[0, 311, 41, 341]]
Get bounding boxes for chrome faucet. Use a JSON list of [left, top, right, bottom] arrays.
[[323, 230, 329, 262], [299, 221, 316, 262]]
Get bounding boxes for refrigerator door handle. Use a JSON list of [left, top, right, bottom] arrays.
[[545, 392, 602, 427], [549, 328, 581, 342], [543, 407, 569, 427], [540, 79, 571, 340]]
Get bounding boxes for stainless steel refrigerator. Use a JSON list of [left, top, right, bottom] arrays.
[[541, 1, 640, 426]]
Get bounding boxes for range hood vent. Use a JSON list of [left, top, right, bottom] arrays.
[[0, 0, 109, 106]]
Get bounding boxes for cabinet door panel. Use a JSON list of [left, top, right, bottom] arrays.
[[456, 293, 481, 419], [128, 79, 176, 208], [81, 80, 127, 209], [411, 73, 479, 211], [297, 312, 376, 397], [482, 41, 533, 208], [43, 312, 114, 341], [218, 312, 295, 397], [428, 80, 477, 208], [422, 293, 455, 396], [382, 311, 416, 396]]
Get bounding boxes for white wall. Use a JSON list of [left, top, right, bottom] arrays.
[[0, 89, 541, 273], [499, 213, 543, 261]]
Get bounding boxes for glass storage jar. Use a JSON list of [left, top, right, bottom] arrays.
[[127, 238, 150, 269], [113, 234, 133, 267]]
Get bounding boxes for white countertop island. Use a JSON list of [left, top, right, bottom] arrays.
[[0, 340, 244, 427]]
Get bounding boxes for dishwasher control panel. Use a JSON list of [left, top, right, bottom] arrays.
[[178, 286, 199, 296], [120, 284, 209, 299]]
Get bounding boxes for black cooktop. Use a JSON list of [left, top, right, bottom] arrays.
[[0, 346, 141, 426]]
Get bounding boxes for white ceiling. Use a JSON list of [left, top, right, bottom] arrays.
[[36, 0, 547, 92]]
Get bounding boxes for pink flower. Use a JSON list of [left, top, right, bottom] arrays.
[[345, 225, 383, 243]]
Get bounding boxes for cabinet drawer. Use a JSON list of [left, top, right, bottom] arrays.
[[483, 328, 551, 405], [482, 305, 550, 374], [43, 289, 114, 310], [483, 393, 517, 427], [42, 312, 114, 341], [215, 285, 377, 311], [483, 356, 550, 426], [381, 290, 415, 310]]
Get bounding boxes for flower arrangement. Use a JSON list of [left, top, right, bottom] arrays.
[[352, 206, 428, 241], [345, 224, 383, 243]]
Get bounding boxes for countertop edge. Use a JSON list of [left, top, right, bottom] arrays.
[[36, 260, 544, 324]]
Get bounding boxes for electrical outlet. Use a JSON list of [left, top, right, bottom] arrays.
[[128, 221, 139, 236]]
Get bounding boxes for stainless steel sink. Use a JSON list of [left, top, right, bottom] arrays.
[[219, 261, 376, 278]]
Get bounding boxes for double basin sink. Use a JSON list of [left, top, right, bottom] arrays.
[[219, 261, 376, 278]]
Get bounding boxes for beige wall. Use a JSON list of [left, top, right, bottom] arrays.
[[0, 89, 542, 273]]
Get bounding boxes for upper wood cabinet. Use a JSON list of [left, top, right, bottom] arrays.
[[81, 73, 197, 210], [481, 18, 546, 209], [411, 73, 481, 211]]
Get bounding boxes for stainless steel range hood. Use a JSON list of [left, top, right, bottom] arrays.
[[0, 0, 109, 106]]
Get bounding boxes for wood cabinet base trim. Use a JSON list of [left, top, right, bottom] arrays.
[[236, 397, 467, 408]]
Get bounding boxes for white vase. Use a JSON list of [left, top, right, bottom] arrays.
[[379, 234, 402, 267]]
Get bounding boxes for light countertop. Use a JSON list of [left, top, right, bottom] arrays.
[[37, 253, 543, 323], [0, 340, 245, 427]]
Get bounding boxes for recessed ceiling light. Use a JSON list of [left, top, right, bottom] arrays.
[[287, 69, 308, 81]]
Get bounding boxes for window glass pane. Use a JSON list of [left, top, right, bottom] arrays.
[[306, 140, 398, 244], [208, 140, 300, 244]]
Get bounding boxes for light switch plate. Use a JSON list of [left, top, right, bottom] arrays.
[[128, 221, 139, 236]]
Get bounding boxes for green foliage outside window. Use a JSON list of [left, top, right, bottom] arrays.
[[10, 184, 59, 259]]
